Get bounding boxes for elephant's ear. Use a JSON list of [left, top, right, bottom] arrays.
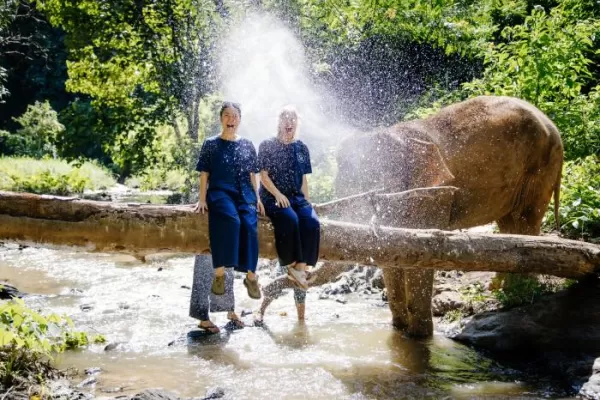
[[406, 138, 454, 188]]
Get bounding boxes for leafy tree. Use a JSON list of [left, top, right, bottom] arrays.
[[13, 100, 63, 156], [0, 0, 71, 130], [35, 0, 223, 142], [462, 5, 600, 159], [0, 100, 63, 157]]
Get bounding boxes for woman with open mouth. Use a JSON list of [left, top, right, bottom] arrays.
[[193, 101, 264, 333], [255, 105, 320, 323]]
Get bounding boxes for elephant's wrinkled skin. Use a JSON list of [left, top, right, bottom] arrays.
[[335, 96, 564, 336]]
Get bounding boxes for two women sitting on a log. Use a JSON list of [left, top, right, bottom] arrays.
[[192, 102, 320, 333]]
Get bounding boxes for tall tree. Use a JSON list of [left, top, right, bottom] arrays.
[[35, 0, 223, 142]]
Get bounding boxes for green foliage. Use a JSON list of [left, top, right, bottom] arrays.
[[0, 101, 64, 158], [57, 99, 170, 178], [14, 101, 63, 157], [462, 4, 600, 160], [544, 155, 600, 240], [309, 148, 337, 204], [0, 157, 116, 194], [442, 309, 465, 323], [35, 0, 223, 141], [492, 274, 574, 308], [0, 297, 89, 386], [125, 123, 195, 191], [458, 282, 489, 306]]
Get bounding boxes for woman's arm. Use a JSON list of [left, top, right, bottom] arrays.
[[194, 172, 209, 214], [301, 174, 310, 201], [250, 172, 265, 215], [260, 170, 290, 208]]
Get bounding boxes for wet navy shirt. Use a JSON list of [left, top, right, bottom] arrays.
[[258, 137, 312, 202], [196, 136, 259, 204]]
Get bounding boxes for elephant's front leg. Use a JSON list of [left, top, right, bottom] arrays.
[[382, 268, 409, 330], [404, 269, 434, 337]]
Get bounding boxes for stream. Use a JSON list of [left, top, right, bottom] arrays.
[[0, 243, 577, 399]]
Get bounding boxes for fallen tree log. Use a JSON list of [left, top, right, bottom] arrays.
[[0, 191, 599, 279]]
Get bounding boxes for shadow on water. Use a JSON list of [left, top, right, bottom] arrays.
[[328, 330, 570, 399], [186, 320, 260, 369]]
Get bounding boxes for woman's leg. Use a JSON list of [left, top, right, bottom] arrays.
[[268, 206, 302, 267], [294, 201, 320, 268], [267, 206, 308, 289], [208, 194, 241, 295], [293, 288, 307, 321], [238, 202, 261, 299], [189, 254, 219, 333]]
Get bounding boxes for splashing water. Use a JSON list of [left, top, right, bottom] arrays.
[[218, 13, 354, 152]]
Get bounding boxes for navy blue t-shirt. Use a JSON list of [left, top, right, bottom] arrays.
[[196, 136, 259, 204], [258, 137, 312, 202]]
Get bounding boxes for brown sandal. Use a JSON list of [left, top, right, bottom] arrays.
[[198, 320, 220, 334], [244, 277, 262, 299]]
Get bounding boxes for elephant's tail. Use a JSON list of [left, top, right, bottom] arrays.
[[553, 163, 562, 232]]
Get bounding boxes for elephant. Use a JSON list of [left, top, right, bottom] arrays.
[[334, 95, 564, 337]]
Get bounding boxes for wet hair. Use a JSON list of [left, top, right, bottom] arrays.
[[278, 105, 298, 121], [220, 101, 241, 118]]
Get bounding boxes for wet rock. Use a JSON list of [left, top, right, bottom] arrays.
[[370, 269, 384, 289], [432, 291, 464, 316], [454, 276, 600, 398], [580, 358, 600, 399], [129, 389, 181, 400], [0, 281, 26, 299], [48, 378, 93, 400], [157, 267, 164, 272], [381, 288, 388, 302], [79, 303, 94, 312], [318, 292, 329, 300], [101, 386, 126, 394], [85, 367, 102, 375], [203, 386, 225, 399], [118, 302, 130, 310], [335, 296, 348, 304], [77, 376, 97, 387], [454, 277, 600, 353], [104, 342, 123, 352]]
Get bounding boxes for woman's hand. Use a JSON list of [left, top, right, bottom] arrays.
[[275, 193, 290, 208], [194, 200, 208, 214], [257, 200, 265, 216]]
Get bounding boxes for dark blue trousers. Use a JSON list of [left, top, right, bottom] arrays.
[[207, 189, 258, 273], [265, 194, 320, 267]]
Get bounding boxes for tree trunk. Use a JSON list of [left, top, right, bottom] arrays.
[[0, 191, 598, 278]]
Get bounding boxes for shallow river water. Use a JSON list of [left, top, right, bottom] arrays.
[[0, 244, 573, 399]]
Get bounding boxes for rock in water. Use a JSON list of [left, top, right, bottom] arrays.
[[130, 389, 181, 400], [0, 282, 26, 299], [454, 276, 600, 398]]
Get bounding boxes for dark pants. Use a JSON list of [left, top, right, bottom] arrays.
[[265, 194, 320, 267], [207, 190, 258, 272], [189, 254, 235, 321]]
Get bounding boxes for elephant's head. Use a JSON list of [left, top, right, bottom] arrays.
[[333, 126, 456, 227]]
